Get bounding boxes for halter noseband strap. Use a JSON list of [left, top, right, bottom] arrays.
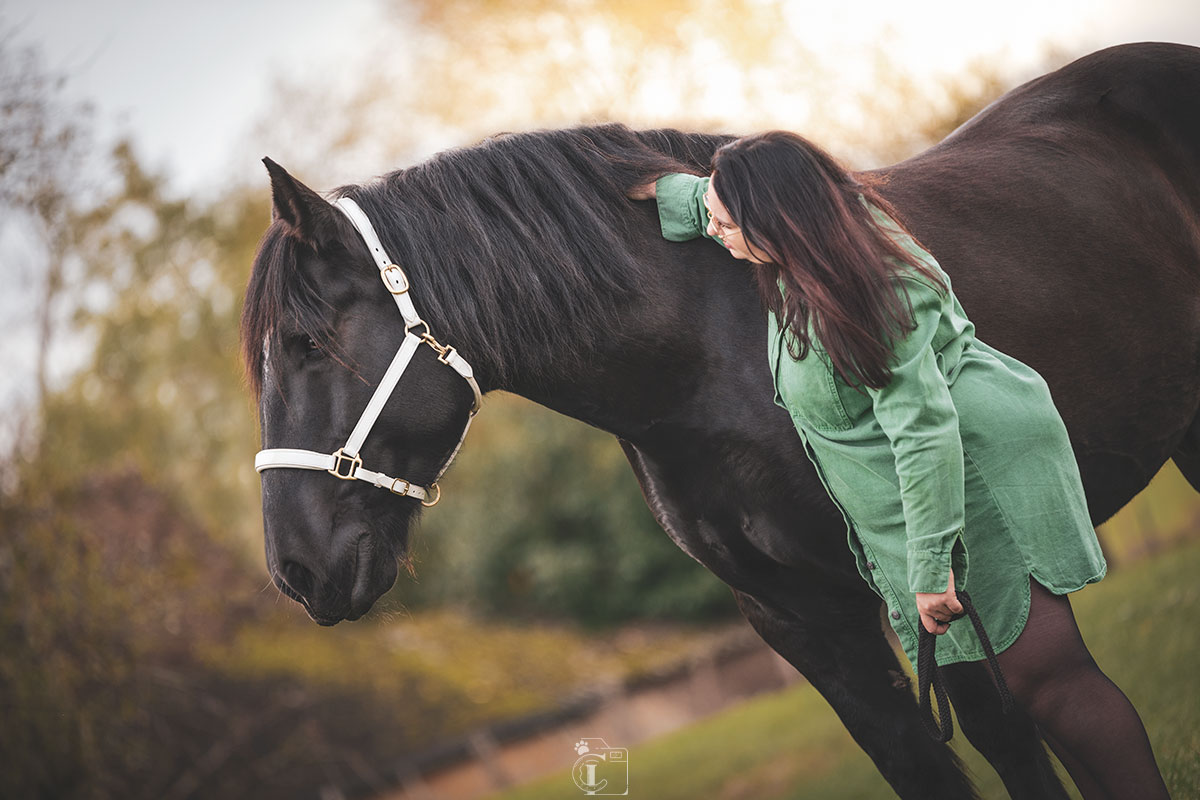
[[253, 196, 482, 507]]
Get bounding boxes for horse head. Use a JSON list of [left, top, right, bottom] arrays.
[[242, 125, 734, 624], [242, 159, 478, 625]]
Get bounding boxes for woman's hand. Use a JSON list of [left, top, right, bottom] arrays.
[[627, 179, 658, 200], [915, 568, 963, 635]]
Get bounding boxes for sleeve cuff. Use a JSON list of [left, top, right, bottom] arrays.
[[655, 173, 709, 241], [906, 529, 969, 594]]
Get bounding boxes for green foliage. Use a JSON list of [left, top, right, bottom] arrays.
[[0, 472, 254, 799], [0, 490, 133, 797], [396, 393, 736, 626]]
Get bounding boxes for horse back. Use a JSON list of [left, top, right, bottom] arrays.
[[871, 42, 1200, 523]]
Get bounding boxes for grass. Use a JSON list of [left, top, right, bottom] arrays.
[[200, 608, 736, 745], [488, 537, 1200, 799], [1096, 461, 1199, 564]]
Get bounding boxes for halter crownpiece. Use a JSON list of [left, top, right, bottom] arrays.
[[253, 196, 482, 507]]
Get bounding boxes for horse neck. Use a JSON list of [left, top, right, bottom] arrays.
[[503, 315, 694, 440], [482, 242, 759, 442], [363, 173, 763, 439]]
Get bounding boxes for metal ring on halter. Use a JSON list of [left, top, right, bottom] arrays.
[[328, 449, 362, 480], [421, 482, 442, 507], [419, 331, 449, 357]]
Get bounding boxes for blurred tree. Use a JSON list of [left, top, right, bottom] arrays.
[[254, 0, 1024, 179], [254, 0, 815, 182], [0, 27, 92, 480], [31, 141, 265, 543]]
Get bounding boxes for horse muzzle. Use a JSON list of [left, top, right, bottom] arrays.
[[273, 532, 399, 624]]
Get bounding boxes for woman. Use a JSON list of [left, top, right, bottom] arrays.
[[630, 131, 1168, 798]]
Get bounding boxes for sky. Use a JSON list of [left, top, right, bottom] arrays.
[[5, 0, 385, 194], [7, 0, 1200, 195]]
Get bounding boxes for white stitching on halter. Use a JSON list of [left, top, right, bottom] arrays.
[[253, 196, 482, 507]]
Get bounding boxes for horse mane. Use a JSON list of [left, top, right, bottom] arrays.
[[242, 123, 734, 396]]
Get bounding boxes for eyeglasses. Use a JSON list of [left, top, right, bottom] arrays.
[[703, 194, 741, 240]]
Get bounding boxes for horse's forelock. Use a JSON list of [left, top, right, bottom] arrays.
[[240, 224, 342, 400]]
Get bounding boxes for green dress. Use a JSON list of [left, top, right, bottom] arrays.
[[654, 173, 1107, 668]]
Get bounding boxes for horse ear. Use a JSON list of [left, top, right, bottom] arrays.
[[263, 157, 341, 247]]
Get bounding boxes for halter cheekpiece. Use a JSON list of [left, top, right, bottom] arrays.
[[253, 197, 482, 506]]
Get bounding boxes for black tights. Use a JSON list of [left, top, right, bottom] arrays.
[[992, 579, 1170, 799]]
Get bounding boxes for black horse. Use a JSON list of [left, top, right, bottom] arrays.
[[242, 43, 1200, 798]]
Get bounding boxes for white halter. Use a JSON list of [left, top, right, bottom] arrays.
[[253, 197, 483, 506]]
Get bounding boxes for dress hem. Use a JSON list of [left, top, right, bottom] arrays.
[[927, 569, 1107, 668]]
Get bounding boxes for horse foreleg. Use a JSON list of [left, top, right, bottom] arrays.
[[732, 587, 979, 800], [940, 661, 1070, 800]]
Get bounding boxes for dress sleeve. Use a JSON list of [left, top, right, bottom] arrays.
[[867, 276, 969, 594], [653, 173, 720, 242]]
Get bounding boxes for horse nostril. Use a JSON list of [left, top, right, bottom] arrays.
[[281, 559, 316, 600]]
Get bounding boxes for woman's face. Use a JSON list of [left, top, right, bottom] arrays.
[[705, 175, 771, 264]]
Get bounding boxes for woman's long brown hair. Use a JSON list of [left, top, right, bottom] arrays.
[[711, 131, 947, 390]]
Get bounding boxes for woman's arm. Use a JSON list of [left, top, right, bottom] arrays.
[[630, 173, 720, 243], [867, 277, 968, 630]]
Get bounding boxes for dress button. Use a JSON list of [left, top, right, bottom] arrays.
[[867, 561, 876, 570], [891, 610, 901, 620]]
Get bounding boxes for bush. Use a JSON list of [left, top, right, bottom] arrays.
[[398, 394, 737, 626]]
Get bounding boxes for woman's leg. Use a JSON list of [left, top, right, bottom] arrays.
[[1039, 729, 1110, 800], [993, 579, 1169, 800]]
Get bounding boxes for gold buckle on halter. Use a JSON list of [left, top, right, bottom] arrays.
[[421, 482, 442, 507], [389, 477, 411, 496], [328, 449, 362, 480], [380, 264, 409, 294]]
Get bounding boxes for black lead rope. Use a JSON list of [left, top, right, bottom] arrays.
[[917, 589, 1015, 742]]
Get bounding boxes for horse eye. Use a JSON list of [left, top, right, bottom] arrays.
[[301, 335, 324, 360]]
